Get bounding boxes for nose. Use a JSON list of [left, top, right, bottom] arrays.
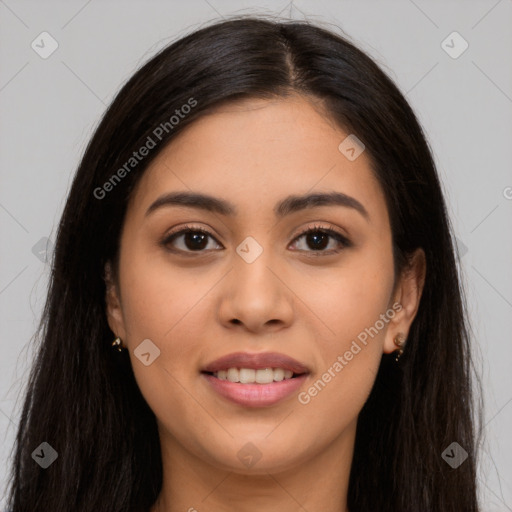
[[216, 249, 294, 334]]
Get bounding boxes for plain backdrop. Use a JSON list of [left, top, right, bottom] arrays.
[[1, 0, 511, 509]]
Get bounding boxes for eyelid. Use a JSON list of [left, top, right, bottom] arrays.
[[161, 222, 352, 255], [292, 222, 349, 241], [161, 223, 224, 252], [289, 223, 352, 253]]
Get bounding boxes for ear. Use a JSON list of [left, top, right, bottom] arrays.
[[383, 248, 426, 354], [104, 261, 127, 341]]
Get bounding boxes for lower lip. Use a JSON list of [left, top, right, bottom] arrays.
[[202, 373, 308, 408]]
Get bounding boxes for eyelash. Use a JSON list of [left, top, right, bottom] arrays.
[[161, 223, 352, 257]]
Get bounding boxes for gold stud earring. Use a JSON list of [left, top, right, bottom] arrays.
[[112, 337, 124, 352], [393, 334, 406, 362]]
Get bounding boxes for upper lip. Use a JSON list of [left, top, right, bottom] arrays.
[[202, 352, 310, 374]]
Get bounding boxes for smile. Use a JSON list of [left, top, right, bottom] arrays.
[[212, 367, 294, 384], [201, 351, 310, 407]]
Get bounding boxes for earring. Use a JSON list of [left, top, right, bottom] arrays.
[[393, 334, 406, 362], [112, 337, 124, 352]]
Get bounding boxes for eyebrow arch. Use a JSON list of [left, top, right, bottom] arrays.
[[145, 191, 369, 221]]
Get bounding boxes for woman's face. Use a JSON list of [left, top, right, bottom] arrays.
[[106, 94, 423, 475]]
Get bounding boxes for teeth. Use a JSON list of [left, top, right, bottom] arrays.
[[255, 368, 274, 384], [213, 367, 296, 383], [227, 368, 239, 382], [273, 368, 285, 382], [239, 368, 256, 383]]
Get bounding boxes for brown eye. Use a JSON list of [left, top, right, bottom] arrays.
[[290, 226, 351, 254], [162, 227, 223, 253]]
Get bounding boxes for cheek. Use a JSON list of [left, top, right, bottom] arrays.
[[118, 255, 216, 444], [293, 244, 395, 346], [293, 342, 382, 453], [292, 243, 394, 419], [119, 246, 212, 346]]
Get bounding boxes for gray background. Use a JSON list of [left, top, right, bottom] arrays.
[[1, 0, 511, 509]]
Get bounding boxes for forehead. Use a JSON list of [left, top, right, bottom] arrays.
[[128, 95, 388, 226]]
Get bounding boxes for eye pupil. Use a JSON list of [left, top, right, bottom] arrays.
[[185, 232, 208, 250], [307, 232, 329, 250], [165, 227, 345, 255]]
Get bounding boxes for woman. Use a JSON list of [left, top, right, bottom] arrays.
[[6, 16, 481, 512]]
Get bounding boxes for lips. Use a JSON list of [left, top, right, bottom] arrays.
[[202, 351, 309, 375], [201, 352, 310, 407]]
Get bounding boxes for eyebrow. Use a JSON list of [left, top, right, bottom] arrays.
[[145, 191, 369, 221]]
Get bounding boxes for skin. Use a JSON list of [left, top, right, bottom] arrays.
[[105, 94, 425, 512]]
